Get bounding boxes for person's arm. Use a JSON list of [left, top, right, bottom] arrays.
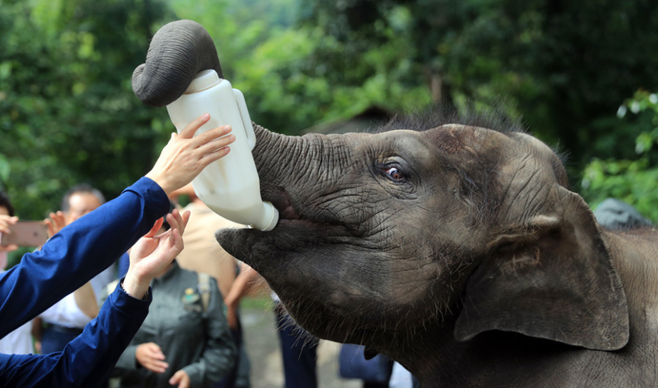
[[225, 263, 261, 329], [73, 281, 99, 319], [0, 280, 151, 388], [0, 114, 234, 337], [0, 177, 167, 338], [171, 277, 236, 388], [0, 208, 190, 388]]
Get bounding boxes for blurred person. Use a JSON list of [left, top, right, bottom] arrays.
[[169, 183, 250, 388], [593, 198, 653, 230], [228, 265, 318, 388], [0, 191, 33, 355], [0, 114, 235, 387], [35, 184, 119, 355], [111, 211, 236, 388]]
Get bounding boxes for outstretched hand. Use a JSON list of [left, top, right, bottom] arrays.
[[44, 211, 66, 238], [123, 209, 191, 298], [146, 114, 236, 195], [0, 215, 19, 252]]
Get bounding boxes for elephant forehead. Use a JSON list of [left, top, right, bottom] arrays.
[[421, 124, 513, 156], [348, 130, 436, 159]]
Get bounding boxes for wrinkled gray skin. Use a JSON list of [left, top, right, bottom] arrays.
[[135, 20, 658, 388]]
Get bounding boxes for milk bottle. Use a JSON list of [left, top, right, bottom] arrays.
[[166, 69, 278, 231]]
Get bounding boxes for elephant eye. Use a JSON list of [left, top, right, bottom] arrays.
[[384, 166, 406, 182]]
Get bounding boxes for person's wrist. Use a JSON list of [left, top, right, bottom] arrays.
[[145, 172, 175, 196], [123, 271, 151, 300]]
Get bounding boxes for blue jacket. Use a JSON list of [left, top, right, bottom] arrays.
[[0, 177, 170, 387]]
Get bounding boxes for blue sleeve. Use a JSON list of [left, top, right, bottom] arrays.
[[0, 177, 169, 337], [117, 252, 130, 279], [0, 280, 152, 388]]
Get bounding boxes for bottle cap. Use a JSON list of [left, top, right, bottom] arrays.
[[185, 69, 220, 94], [255, 202, 279, 231]]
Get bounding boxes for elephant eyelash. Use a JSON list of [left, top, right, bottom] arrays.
[[377, 162, 408, 183]]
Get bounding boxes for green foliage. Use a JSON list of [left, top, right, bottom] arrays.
[[168, 0, 432, 134], [1, 0, 657, 225], [298, 0, 658, 167], [581, 90, 658, 222], [0, 0, 172, 220]]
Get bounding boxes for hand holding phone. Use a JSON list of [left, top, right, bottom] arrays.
[[0, 221, 49, 247]]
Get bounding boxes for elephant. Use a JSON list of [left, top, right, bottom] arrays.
[[133, 20, 658, 387]]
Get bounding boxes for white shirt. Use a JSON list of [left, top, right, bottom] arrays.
[[40, 264, 116, 329], [0, 269, 34, 354], [0, 320, 33, 355]]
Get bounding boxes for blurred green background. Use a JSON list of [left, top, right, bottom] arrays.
[[1, 0, 657, 228]]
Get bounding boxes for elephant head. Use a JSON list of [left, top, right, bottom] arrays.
[[217, 116, 629, 353], [137, 21, 631, 385]]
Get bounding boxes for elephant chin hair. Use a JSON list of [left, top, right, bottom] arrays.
[[132, 19, 223, 107]]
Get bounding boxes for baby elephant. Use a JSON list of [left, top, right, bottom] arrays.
[[135, 20, 658, 388]]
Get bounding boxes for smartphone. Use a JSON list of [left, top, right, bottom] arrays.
[[0, 221, 49, 247]]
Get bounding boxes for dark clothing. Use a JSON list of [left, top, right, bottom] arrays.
[[117, 252, 130, 280], [41, 324, 83, 354], [213, 323, 243, 388], [115, 262, 236, 388], [0, 177, 169, 387], [275, 305, 318, 388]]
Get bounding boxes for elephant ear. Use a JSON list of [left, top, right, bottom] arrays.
[[454, 186, 630, 351]]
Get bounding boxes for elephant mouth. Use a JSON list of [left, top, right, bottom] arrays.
[[216, 188, 349, 265], [266, 188, 338, 231]]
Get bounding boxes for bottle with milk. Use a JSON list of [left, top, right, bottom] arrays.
[[166, 69, 278, 231]]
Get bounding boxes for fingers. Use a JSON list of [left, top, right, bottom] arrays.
[[147, 360, 169, 374], [0, 215, 18, 234], [198, 147, 232, 168], [190, 124, 234, 149], [178, 113, 211, 139], [164, 209, 190, 239], [171, 228, 184, 252], [145, 218, 165, 238], [169, 370, 183, 384], [0, 244, 18, 253], [136, 343, 168, 373], [45, 211, 66, 237], [169, 370, 190, 387], [146, 342, 164, 355], [196, 135, 235, 158], [44, 219, 54, 237]]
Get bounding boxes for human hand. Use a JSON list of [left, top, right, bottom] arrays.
[[135, 342, 168, 374], [169, 369, 190, 388], [0, 215, 19, 252], [123, 208, 190, 299], [44, 211, 66, 238], [146, 114, 235, 196]]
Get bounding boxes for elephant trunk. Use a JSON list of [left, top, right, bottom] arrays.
[[251, 124, 307, 190], [132, 20, 224, 107]]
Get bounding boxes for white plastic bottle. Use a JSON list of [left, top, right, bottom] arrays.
[[166, 69, 278, 231]]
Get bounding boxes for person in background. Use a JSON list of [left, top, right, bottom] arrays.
[[34, 184, 119, 355], [0, 113, 235, 387], [112, 209, 236, 388], [169, 183, 251, 388], [227, 264, 319, 388], [593, 198, 653, 230], [0, 191, 33, 355]]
